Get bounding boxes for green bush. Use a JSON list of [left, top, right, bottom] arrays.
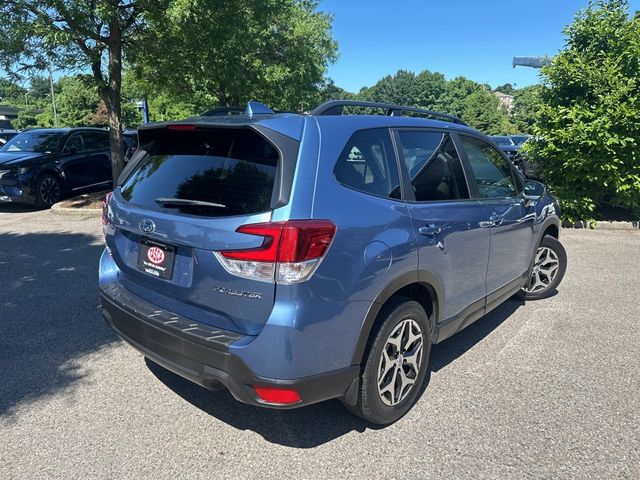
[[528, 0, 640, 222]]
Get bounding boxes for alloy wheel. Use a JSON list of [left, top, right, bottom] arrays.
[[39, 177, 61, 206], [523, 246, 560, 293], [377, 318, 424, 406]]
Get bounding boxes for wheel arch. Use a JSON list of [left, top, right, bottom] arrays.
[[35, 167, 66, 189], [350, 271, 442, 365]]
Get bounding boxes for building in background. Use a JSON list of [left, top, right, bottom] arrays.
[[493, 91, 514, 114]]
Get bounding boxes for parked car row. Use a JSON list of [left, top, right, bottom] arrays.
[[489, 134, 537, 178], [0, 127, 138, 208], [0, 129, 18, 145]]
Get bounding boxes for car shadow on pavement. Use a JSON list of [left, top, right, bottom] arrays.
[[0, 232, 118, 417], [146, 358, 378, 448], [147, 296, 526, 448], [429, 297, 524, 372], [0, 203, 40, 213]]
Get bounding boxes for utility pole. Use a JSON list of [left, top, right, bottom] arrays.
[[47, 63, 58, 127]]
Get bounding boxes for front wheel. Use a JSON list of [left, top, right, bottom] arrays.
[[36, 173, 63, 209], [348, 300, 431, 425], [521, 235, 567, 300]]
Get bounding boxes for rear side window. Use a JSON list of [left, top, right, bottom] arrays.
[[397, 131, 469, 201], [120, 128, 279, 217], [83, 131, 110, 151], [334, 128, 400, 199]]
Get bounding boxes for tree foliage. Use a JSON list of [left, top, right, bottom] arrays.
[[358, 70, 514, 134], [527, 0, 640, 220], [512, 85, 542, 133], [133, 0, 337, 112], [0, 0, 153, 183], [0, 0, 337, 182]]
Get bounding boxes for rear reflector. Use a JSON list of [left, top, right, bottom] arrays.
[[215, 220, 336, 284], [253, 386, 302, 405]]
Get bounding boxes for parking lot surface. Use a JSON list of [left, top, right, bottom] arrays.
[[1, 205, 639, 479]]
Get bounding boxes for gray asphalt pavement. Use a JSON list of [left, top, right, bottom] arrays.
[[1, 204, 639, 479]]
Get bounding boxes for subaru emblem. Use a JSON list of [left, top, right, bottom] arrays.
[[139, 219, 156, 234]]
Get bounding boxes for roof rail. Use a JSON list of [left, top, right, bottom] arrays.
[[310, 100, 467, 125]]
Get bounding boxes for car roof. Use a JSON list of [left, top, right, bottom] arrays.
[[20, 127, 108, 134], [139, 111, 479, 143]]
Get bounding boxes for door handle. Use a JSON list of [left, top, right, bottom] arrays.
[[418, 224, 441, 237], [490, 214, 503, 226], [479, 220, 495, 228]]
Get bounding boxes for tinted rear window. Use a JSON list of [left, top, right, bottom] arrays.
[[120, 129, 279, 217]]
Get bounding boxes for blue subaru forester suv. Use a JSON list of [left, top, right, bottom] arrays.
[[99, 100, 566, 424]]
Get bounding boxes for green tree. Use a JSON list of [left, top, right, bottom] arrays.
[[12, 110, 38, 130], [512, 85, 542, 133], [29, 76, 51, 100], [133, 0, 337, 112], [38, 75, 99, 127], [0, 1, 157, 184], [360, 70, 419, 105], [0, 78, 26, 104], [462, 89, 511, 134], [494, 83, 515, 95], [528, 0, 640, 221]]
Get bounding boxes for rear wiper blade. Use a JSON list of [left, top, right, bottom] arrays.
[[155, 197, 227, 209]]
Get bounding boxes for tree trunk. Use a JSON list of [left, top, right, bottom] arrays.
[[103, 10, 124, 187]]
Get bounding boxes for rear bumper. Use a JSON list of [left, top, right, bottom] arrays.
[[100, 283, 359, 409]]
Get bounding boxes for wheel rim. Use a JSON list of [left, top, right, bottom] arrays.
[[377, 318, 424, 407], [523, 246, 560, 293], [40, 177, 61, 206]]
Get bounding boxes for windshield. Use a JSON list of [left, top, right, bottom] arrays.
[[0, 131, 65, 154], [490, 136, 514, 146], [511, 135, 530, 146]]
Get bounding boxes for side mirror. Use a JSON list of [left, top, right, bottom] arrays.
[[522, 179, 546, 207]]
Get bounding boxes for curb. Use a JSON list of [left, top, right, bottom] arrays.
[[50, 201, 101, 216], [594, 221, 639, 230], [568, 220, 640, 230]]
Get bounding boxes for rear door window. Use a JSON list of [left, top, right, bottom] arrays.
[[120, 128, 279, 217], [334, 128, 401, 199], [83, 131, 110, 151], [397, 131, 469, 201]]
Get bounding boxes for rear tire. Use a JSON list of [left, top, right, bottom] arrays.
[[521, 235, 567, 300], [348, 300, 431, 425], [36, 173, 63, 209]]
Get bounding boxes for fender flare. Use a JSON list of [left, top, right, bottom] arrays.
[[350, 269, 443, 365], [527, 214, 561, 276]]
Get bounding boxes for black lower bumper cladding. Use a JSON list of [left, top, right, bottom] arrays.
[[100, 283, 358, 408]]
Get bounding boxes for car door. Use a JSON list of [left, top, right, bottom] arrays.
[[394, 129, 490, 323], [60, 132, 92, 190], [82, 130, 112, 185], [457, 134, 535, 299]]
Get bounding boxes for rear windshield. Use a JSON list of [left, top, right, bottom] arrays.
[[120, 128, 279, 217]]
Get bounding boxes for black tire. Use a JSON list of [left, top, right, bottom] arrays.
[[521, 235, 567, 300], [36, 173, 63, 209], [348, 299, 432, 425]]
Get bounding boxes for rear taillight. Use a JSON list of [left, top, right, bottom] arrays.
[[102, 191, 113, 226], [214, 220, 336, 284]]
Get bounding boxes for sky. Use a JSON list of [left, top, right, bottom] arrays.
[[319, 0, 640, 92]]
